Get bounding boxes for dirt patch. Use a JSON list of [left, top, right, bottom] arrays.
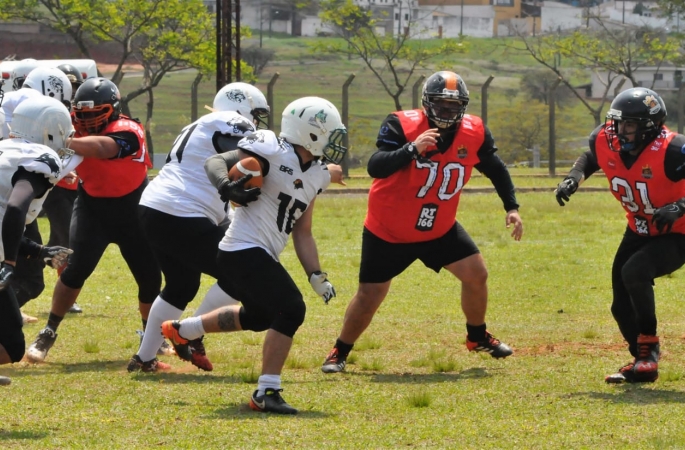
[[97, 63, 143, 76]]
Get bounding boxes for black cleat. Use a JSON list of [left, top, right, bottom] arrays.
[[321, 347, 347, 373], [249, 388, 298, 415], [26, 327, 58, 362], [466, 331, 513, 359], [126, 354, 171, 373]]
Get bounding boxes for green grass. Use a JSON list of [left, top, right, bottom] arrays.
[[4, 187, 685, 448]]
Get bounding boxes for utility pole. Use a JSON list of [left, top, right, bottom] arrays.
[[397, 1, 402, 42], [216, 0, 243, 90], [460, 0, 464, 36]]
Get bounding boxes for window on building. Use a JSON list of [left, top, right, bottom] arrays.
[[491, 0, 514, 5], [653, 73, 663, 81]]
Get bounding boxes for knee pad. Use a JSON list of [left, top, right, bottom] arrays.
[[239, 307, 271, 333], [271, 296, 306, 338], [2, 334, 26, 363]]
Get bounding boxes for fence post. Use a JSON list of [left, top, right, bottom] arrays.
[[481, 75, 494, 126], [412, 75, 425, 109], [342, 73, 356, 177], [549, 77, 561, 177], [267, 72, 280, 130], [679, 83, 685, 134], [191, 72, 203, 122]]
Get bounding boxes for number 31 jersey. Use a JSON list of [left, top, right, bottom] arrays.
[[219, 130, 331, 260]]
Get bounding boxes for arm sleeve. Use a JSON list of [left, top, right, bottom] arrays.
[[474, 127, 519, 212], [105, 131, 141, 159], [2, 170, 50, 262], [367, 114, 416, 178], [204, 150, 242, 190], [664, 134, 685, 182], [212, 133, 243, 154]]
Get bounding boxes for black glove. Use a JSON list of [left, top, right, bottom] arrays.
[[555, 178, 579, 206], [0, 262, 14, 291], [219, 174, 261, 207], [652, 200, 685, 234], [39, 246, 73, 270]]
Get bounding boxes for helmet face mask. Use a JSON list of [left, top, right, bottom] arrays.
[[213, 82, 270, 129], [280, 96, 348, 164], [605, 88, 666, 154], [73, 78, 121, 135], [56, 64, 84, 101], [11, 59, 40, 91], [422, 71, 469, 128]]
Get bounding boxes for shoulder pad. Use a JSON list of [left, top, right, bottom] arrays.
[[238, 130, 283, 158]]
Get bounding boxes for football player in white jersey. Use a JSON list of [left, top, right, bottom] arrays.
[[162, 96, 346, 414], [128, 82, 271, 373], [0, 97, 80, 383]]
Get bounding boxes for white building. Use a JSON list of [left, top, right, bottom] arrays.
[[591, 66, 685, 99]]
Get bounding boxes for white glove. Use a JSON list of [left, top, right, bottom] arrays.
[[309, 271, 336, 304]]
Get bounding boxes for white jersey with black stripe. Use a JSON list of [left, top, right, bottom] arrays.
[[0, 138, 75, 260], [140, 111, 256, 225], [219, 130, 331, 260]]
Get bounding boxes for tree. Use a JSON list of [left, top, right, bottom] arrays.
[[516, 18, 681, 126], [316, 0, 466, 111], [0, 0, 232, 153]]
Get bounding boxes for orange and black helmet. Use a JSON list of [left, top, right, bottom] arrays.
[[422, 71, 469, 128], [73, 77, 121, 135]]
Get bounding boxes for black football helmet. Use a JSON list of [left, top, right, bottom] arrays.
[[605, 88, 667, 153], [73, 77, 122, 135], [57, 64, 84, 100], [422, 71, 469, 128]]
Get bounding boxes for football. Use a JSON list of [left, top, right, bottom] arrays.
[[228, 157, 263, 189]]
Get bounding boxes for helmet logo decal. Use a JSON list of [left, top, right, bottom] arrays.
[[643, 95, 661, 114], [47, 76, 64, 97], [226, 89, 246, 103], [309, 109, 327, 129]]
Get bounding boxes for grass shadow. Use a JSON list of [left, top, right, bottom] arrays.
[[568, 387, 685, 404], [208, 403, 331, 419], [131, 372, 244, 384], [0, 429, 49, 441], [366, 367, 493, 384], [9, 359, 132, 377]]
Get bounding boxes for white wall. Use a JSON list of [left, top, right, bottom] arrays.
[[413, 5, 495, 38], [540, 2, 583, 32], [591, 67, 685, 99]]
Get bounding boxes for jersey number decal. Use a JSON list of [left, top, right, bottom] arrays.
[[415, 160, 466, 200], [276, 192, 307, 234], [166, 123, 199, 164], [611, 177, 655, 215]]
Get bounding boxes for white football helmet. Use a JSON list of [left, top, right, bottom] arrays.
[[213, 82, 269, 129], [9, 95, 75, 157], [11, 58, 40, 91], [280, 96, 348, 164], [23, 67, 73, 105]]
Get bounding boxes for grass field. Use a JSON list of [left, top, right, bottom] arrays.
[[4, 182, 685, 448]]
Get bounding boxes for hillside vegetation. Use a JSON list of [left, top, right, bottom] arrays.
[[120, 35, 605, 168]]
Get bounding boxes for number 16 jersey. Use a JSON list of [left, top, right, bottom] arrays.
[[219, 130, 331, 260]]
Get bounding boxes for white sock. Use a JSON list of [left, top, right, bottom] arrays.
[[194, 283, 239, 317], [257, 374, 281, 396], [178, 316, 205, 341], [137, 296, 183, 361]]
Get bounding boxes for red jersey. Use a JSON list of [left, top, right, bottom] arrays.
[[56, 176, 78, 190], [75, 115, 151, 198], [595, 126, 685, 236], [365, 110, 485, 243]]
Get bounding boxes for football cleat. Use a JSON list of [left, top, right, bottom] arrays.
[[188, 337, 213, 372], [0, 376, 11, 386], [466, 331, 513, 359], [126, 354, 171, 373], [249, 388, 298, 415], [68, 303, 83, 314], [321, 347, 347, 374], [26, 327, 58, 362], [21, 311, 38, 324], [606, 334, 660, 384]]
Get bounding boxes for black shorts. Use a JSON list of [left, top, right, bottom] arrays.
[[139, 205, 228, 308], [359, 222, 480, 283]]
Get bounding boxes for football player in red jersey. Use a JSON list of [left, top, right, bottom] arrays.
[[321, 71, 523, 374], [26, 78, 166, 364], [556, 87, 685, 384]]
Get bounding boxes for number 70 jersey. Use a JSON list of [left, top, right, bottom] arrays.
[[219, 130, 331, 260]]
